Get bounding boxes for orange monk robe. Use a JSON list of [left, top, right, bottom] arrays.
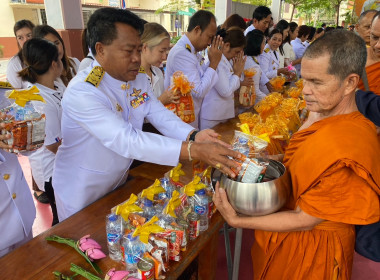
[[252, 112, 380, 280], [358, 61, 380, 94]]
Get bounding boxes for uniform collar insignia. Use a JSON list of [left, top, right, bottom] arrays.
[[139, 66, 146, 73], [116, 103, 123, 112], [85, 66, 105, 87], [264, 48, 270, 53], [185, 44, 192, 53], [252, 56, 259, 65], [131, 88, 142, 97]]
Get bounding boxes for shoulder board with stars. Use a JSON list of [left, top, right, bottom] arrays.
[[139, 66, 146, 73], [0, 81, 13, 89], [185, 44, 192, 53], [264, 48, 270, 53], [85, 66, 105, 87]]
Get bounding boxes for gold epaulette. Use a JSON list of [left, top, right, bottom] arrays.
[[0, 81, 13, 89], [139, 66, 146, 73], [264, 48, 270, 53], [185, 44, 192, 53], [85, 66, 105, 87]]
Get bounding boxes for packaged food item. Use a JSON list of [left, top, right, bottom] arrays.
[[192, 160, 208, 177], [143, 252, 163, 279], [232, 156, 269, 183], [295, 78, 304, 89], [167, 163, 185, 189], [239, 68, 257, 106], [165, 71, 195, 123], [137, 257, 155, 280], [141, 179, 166, 202], [254, 92, 283, 121], [285, 64, 297, 81], [114, 193, 143, 222], [238, 112, 261, 129], [1, 86, 46, 153], [269, 76, 286, 92], [157, 230, 183, 262], [187, 212, 200, 240], [146, 235, 169, 272]]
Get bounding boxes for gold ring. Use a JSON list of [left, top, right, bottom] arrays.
[[215, 163, 221, 169]]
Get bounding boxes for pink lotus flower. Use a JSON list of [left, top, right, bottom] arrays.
[[86, 247, 106, 261], [104, 268, 129, 280], [79, 234, 102, 251]]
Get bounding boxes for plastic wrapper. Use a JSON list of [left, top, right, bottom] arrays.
[[295, 78, 304, 89], [239, 68, 256, 106], [286, 87, 302, 99], [143, 252, 164, 279], [238, 112, 261, 130], [232, 156, 269, 183], [1, 87, 46, 153], [165, 71, 195, 123], [156, 230, 183, 262], [192, 160, 208, 177], [269, 76, 286, 92], [146, 235, 169, 272], [113, 193, 143, 222], [141, 179, 166, 202], [254, 92, 283, 121], [285, 64, 297, 81], [166, 163, 186, 189]]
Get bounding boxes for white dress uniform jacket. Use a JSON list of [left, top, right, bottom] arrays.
[[6, 55, 28, 89], [258, 44, 280, 80], [140, 65, 164, 99], [28, 82, 65, 191], [53, 60, 194, 221], [283, 42, 296, 67], [199, 54, 240, 129], [164, 35, 218, 129], [244, 56, 268, 104], [244, 25, 255, 36], [0, 150, 35, 257], [291, 38, 307, 75]]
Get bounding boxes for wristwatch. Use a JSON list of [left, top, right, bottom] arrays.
[[189, 130, 198, 142]]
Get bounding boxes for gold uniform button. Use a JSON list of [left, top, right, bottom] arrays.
[[3, 174, 10, 180], [273, 67, 276, 70], [127, 84, 130, 89], [121, 84, 127, 90], [12, 193, 16, 199]]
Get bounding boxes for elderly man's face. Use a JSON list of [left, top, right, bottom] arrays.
[[370, 16, 380, 59], [96, 23, 142, 82], [301, 55, 348, 116], [356, 12, 376, 44]]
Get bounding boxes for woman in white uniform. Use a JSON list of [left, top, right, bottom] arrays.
[[200, 27, 246, 129], [32, 25, 80, 87], [282, 22, 301, 67], [6, 20, 35, 89], [18, 38, 65, 226], [275, 20, 290, 68], [259, 29, 290, 80], [244, 29, 268, 105]]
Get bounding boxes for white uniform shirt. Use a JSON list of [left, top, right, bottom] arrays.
[[291, 38, 307, 75], [0, 150, 35, 256], [259, 44, 280, 80], [283, 42, 296, 66], [200, 54, 240, 124], [164, 34, 218, 129], [140, 65, 164, 99], [6, 55, 28, 89], [28, 82, 65, 191], [244, 56, 268, 103], [244, 25, 255, 36], [53, 60, 194, 221]]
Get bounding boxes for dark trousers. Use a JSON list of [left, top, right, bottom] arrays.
[[44, 177, 59, 226]]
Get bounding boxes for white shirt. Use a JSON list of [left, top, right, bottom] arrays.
[[78, 52, 94, 72], [28, 82, 65, 191], [6, 55, 28, 89], [164, 34, 218, 129], [259, 44, 280, 80], [283, 42, 296, 66], [244, 56, 268, 103], [200, 54, 240, 123], [140, 65, 164, 99], [53, 60, 194, 221], [291, 38, 307, 75], [0, 150, 35, 256], [244, 25, 255, 36]]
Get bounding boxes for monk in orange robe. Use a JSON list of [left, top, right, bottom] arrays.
[[214, 30, 380, 280], [357, 12, 380, 94]]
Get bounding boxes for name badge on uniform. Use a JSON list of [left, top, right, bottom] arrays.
[[130, 88, 150, 108]]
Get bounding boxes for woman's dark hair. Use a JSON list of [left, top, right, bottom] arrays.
[[14, 20, 35, 63], [268, 28, 282, 39], [216, 27, 246, 49], [33, 25, 77, 86], [297, 25, 311, 38], [307, 27, 316, 41], [81, 28, 89, 57], [245, 29, 265, 57], [18, 38, 59, 84], [285, 22, 298, 44], [275, 20, 289, 55], [325, 26, 335, 32], [222, 14, 246, 31]]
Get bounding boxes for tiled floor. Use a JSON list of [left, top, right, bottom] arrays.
[[18, 155, 380, 279]]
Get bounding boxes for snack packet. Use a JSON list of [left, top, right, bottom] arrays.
[[239, 68, 257, 106]]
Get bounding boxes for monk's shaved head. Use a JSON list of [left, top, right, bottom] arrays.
[[303, 30, 367, 81]]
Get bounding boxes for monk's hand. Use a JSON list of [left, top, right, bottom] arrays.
[[0, 113, 11, 150], [191, 142, 242, 178], [267, 154, 284, 162], [195, 129, 230, 148], [213, 182, 239, 227]]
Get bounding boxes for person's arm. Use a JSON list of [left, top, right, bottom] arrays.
[[356, 90, 380, 127], [6, 57, 23, 89], [213, 60, 242, 98], [213, 183, 324, 231]]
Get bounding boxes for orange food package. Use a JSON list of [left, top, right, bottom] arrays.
[[143, 252, 164, 279], [239, 68, 257, 107], [128, 213, 146, 228], [269, 76, 286, 92], [157, 230, 183, 262]]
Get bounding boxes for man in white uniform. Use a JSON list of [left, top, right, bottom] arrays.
[[0, 117, 36, 257], [164, 10, 222, 129], [244, 6, 272, 36], [53, 8, 241, 221], [291, 25, 310, 77]]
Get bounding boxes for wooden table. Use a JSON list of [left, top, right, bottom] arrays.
[[0, 119, 238, 279]]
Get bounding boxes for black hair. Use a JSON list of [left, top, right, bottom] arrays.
[[13, 19, 35, 62], [316, 28, 324, 34], [304, 30, 367, 81], [284, 22, 298, 44], [222, 14, 247, 31], [268, 28, 282, 39], [297, 25, 311, 38], [252, 6, 272, 21], [18, 38, 59, 84], [307, 27, 316, 41], [33, 25, 77, 86], [276, 20, 289, 55], [216, 27, 246, 49], [321, 23, 326, 27], [245, 29, 265, 57], [325, 26, 335, 32], [81, 28, 89, 57], [188, 10, 216, 32], [87, 7, 144, 56]]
